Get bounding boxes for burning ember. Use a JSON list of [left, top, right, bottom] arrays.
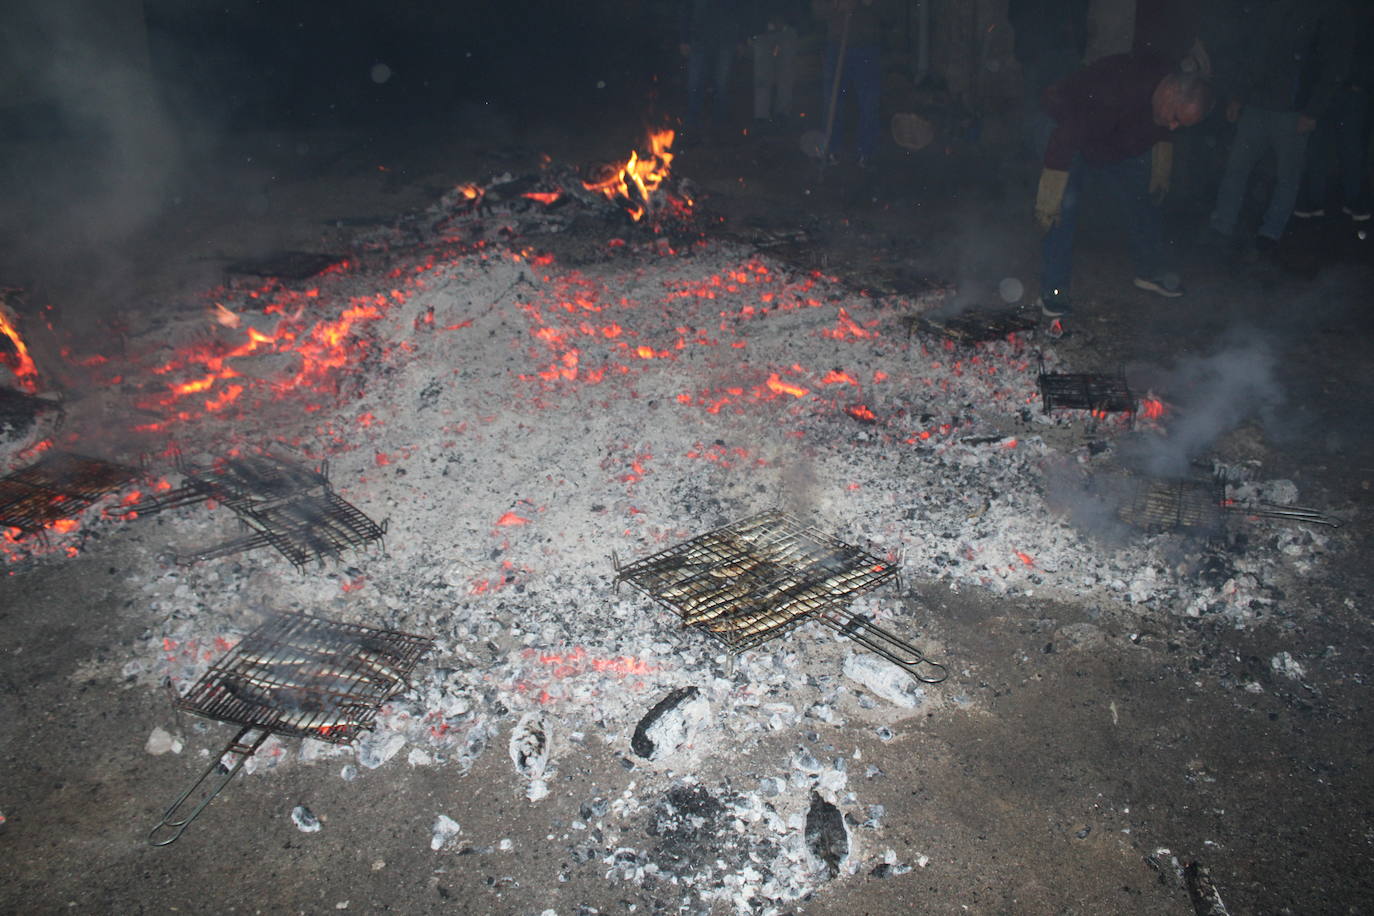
[[582, 129, 679, 222], [0, 301, 40, 393]]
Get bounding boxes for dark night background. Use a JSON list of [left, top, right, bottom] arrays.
[[140, 1, 673, 128], [5, 1, 679, 136]]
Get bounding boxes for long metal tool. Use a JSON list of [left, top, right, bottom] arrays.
[[800, 6, 853, 180]]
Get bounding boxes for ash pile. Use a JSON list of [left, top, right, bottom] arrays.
[[3, 133, 1342, 912]]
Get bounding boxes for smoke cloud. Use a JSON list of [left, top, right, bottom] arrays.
[[0, 0, 189, 312], [1122, 330, 1282, 477]]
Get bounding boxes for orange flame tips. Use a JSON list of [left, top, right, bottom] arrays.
[[583, 129, 675, 222], [846, 404, 877, 422], [765, 373, 809, 398], [0, 307, 40, 393], [1140, 397, 1166, 421]]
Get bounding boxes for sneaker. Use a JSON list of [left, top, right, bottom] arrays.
[[1133, 274, 1184, 298], [1343, 205, 1372, 222], [1292, 206, 1325, 219], [1036, 291, 1073, 317]]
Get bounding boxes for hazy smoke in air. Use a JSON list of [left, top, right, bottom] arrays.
[[0, 0, 189, 311], [911, 196, 1031, 315], [1042, 459, 1135, 545], [777, 454, 821, 519], [1122, 331, 1282, 477]]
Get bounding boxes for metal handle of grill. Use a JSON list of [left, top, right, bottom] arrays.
[[172, 531, 274, 566], [1229, 502, 1340, 528], [148, 726, 269, 846], [818, 611, 948, 684]]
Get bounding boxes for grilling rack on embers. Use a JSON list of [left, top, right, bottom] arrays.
[[902, 309, 1038, 345], [614, 509, 946, 683], [149, 612, 433, 846], [131, 452, 386, 571], [0, 451, 139, 537], [1116, 475, 1339, 537]]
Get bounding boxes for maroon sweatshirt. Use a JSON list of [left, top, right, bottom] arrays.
[[1041, 51, 1172, 170]]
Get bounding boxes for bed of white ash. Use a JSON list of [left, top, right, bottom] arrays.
[[2, 179, 1338, 913]]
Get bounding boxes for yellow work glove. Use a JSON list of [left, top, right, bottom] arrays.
[[1149, 142, 1173, 205], [1034, 168, 1070, 232]]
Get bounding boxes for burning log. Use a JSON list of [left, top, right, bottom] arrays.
[[0, 292, 42, 394], [581, 129, 681, 223]]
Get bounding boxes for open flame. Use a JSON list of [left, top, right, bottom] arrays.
[[582, 129, 676, 222], [0, 305, 40, 393]]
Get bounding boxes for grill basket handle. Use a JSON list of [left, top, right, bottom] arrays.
[[147, 726, 269, 847], [823, 612, 948, 684]]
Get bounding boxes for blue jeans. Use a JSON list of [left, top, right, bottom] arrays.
[[1041, 152, 1164, 296], [1210, 106, 1310, 241], [821, 42, 880, 159]]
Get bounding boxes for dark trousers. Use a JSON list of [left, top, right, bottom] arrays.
[[1042, 151, 1165, 295], [686, 43, 734, 131], [821, 42, 880, 160], [1300, 86, 1372, 211]]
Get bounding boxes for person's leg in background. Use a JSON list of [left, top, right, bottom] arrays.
[[751, 33, 776, 122], [1115, 154, 1164, 276], [685, 45, 708, 133], [849, 44, 881, 165], [710, 41, 735, 130], [1336, 86, 1372, 217], [1259, 109, 1311, 242], [774, 26, 797, 122], [1104, 151, 1177, 292], [1295, 105, 1336, 217], [1041, 157, 1087, 309], [1210, 106, 1270, 238]]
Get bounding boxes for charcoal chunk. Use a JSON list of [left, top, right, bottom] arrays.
[[631, 686, 700, 759], [805, 791, 848, 878]]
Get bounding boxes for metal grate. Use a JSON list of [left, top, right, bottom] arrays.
[[1115, 475, 1341, 535], [1038, 369, 1134, 415], [138, 453, 332, 515], [905, 310, 1038, 345], [0, 452, 138, 536], [615, 509, 945, 682], [175, 612, 433, 742], [151, 613, 433, 846], [133, 453, 386, 570], [175, 491, 387, 570], [1118, 477, 1226, 536]]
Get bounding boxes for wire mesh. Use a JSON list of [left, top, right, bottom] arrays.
[[175, 613, 433, 743]]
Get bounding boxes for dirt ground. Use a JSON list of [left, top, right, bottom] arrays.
[[2, 112, 1373, 915]]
